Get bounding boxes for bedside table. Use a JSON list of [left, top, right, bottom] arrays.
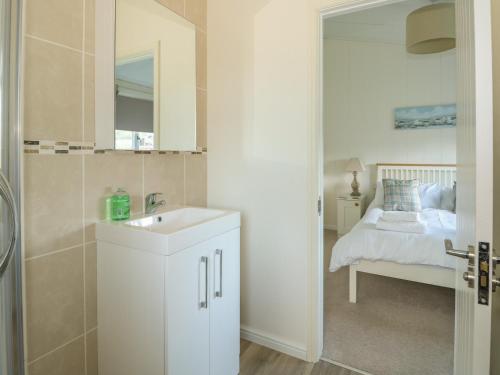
[[336, 195, 366, 236]]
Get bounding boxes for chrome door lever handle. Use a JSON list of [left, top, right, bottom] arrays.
[[463, 272, 475, 282], [444, 239, 475, 260], [463, 271, 475, 289], [492, 251, 500, 269], [445, 240, 475, 289], [492, 278, 500, 292]]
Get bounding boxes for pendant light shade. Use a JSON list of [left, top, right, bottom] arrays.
[[406, 3, 455, 54]]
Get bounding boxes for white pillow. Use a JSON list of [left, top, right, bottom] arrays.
[[440, 182, 456, 212], [373, 181, 384, 207], [418, 183, 442, 209]]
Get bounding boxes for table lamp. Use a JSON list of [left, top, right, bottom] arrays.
[[345, 158, 366, 197]]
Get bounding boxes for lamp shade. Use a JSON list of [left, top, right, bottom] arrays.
[[406, 3, 455, 54], [345, 158, 366, 173]]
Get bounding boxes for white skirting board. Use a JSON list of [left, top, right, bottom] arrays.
[[240, 325, 308, 361]]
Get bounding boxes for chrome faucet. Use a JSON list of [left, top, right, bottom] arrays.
[[145, 192, 166, 214]]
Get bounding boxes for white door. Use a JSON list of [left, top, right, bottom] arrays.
[[210, 229, 240, 375], [451, 1, 494, 374], [491, 1, 500, 373], [166, 243, 211, 375]]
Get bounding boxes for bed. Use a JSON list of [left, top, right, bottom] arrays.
[[329, 164, 458, 303]]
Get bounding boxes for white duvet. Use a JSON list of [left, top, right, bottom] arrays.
[[329, 205, 457, 272]]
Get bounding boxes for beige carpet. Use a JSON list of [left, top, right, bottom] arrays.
[[323, 230, 455, 375]]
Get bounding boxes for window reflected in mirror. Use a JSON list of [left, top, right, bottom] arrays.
[[116, 54, 155, 150]]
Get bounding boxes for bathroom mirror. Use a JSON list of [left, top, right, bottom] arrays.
[[95, 0, 197, 151]]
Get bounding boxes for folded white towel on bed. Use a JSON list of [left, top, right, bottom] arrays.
[[376, 218, 427, 234], [381, 211, 420, 222]]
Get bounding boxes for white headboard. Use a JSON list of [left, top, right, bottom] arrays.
[[377, 163, 456, 187]]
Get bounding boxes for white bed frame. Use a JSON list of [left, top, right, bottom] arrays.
[[349, 163, 457, 303]]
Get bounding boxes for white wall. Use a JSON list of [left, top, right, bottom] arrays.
[[207, 0, 458, 358], [208, 0, 312, 356], [323, 38, 457, 229]]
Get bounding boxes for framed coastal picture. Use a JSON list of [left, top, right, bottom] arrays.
[[394, 104, 456, 129]]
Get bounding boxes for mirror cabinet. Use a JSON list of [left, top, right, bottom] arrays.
[[95, 0, 198, 151]]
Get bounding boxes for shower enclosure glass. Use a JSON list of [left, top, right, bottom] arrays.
[[0, 0, 23, 374]]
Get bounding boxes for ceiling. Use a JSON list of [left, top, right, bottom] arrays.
[[116, 57, 154, 88], [323, 0, 455, 44]]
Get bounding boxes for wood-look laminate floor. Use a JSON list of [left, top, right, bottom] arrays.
[[240, 340, 358, 375]]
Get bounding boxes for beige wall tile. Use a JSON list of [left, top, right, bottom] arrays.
[[28, 336, 85, 375], [85, 242, 97, 329], [155, 0, 184, 17], [86, 330, 98, 375], [24, 155, 83, 258], [26, 0, 83, 50], [196, 30, 207, 89], [26, 247, 84, 362], [85, 0, 95, 53], [85, 55, 95, 143], [185, 154, 207, 206], [144, 154, 185, 205], [84, 154, 143, 242], [185, 0, 206, 31], [196, 89, 207, 148], [24, 37, 83, 141], [22, 0, 209, 369]]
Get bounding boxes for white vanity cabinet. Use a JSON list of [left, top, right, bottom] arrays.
[[166, 230, 240, 375], [96, 208, 240, 375]]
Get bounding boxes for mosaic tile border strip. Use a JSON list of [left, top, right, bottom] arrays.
[[24, 140, 207, 155], [24, 140, 95, 154]]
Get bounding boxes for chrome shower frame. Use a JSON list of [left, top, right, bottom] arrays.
[[0, 0, 24, 373]]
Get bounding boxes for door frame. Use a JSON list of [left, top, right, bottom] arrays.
[[310, 0, 417, 362], [311, 0, 494, 371]]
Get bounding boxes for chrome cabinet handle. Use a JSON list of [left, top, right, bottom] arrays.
[[199, 256, 208, 309], [0, 171, 18, 277], [215, 249, 223, 298]]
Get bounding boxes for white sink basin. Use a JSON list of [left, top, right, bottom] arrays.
[[96, 206, 240, 256], [126, 207, 226, 232]]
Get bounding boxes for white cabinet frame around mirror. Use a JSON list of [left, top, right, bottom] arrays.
[[95, 0, 197, 151]]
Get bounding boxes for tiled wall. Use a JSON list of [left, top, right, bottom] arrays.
[[23, 0, 207, 374]]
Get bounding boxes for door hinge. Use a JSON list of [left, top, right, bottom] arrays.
[[318, 198, 322, 216]]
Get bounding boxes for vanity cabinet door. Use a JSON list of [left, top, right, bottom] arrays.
[[166, 243, 211, 375], [98, 242, 166, 375], [210, 229, 240, 375]]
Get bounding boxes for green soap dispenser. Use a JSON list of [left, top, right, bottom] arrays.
[[111, 188, 130, 221], [105, 196, 112, 220]]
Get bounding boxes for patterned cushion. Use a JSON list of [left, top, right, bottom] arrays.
[[383, 179, 422, 212]]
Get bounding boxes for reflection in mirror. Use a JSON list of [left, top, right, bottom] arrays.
[[116, 54, 155, 150], [113, 0, 197, 151]]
